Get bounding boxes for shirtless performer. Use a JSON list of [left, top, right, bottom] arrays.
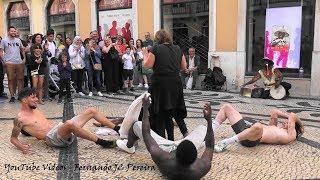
[[212, 103, 304, 152], [117, 95, 214, 179], [11, 87, 121, 154]]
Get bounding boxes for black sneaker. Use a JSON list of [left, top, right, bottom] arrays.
[[0, 93, 8, 99], [129, 87, 135, 92], [57, 99, 63, 104]]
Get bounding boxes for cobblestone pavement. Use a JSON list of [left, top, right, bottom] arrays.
[[0, 86, 319, 179]]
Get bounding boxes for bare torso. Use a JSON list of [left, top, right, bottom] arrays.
[[261, 125, 295, 144], [18, 109, 54, 140]]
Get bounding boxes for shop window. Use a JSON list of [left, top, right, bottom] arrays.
[[161, 0, 209, 73], [47, 0, 76, 39], [246, 0, 315, 78], [7, 1, 30, 38]]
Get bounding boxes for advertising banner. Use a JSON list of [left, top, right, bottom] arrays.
[[98, 9, 135, 43], [264, 6, 302, 69]]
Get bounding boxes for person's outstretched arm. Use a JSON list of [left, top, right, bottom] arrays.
[[192, 103, 214, 177], [141, 95, 171, 162], [10, 117, 30, 154], [242, 72, 261, 87]]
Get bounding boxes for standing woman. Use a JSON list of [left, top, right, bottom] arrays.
[[136, 39, 149, 89], [102, 36, 121, 94], [69, 36, 85, 96], [143, 30, 189, 140], [85, 39, 103, 97], [29, 44, 47, 104]]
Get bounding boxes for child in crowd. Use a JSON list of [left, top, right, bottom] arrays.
[[122, 46, 136, 93], [57, 52, 72, 103]]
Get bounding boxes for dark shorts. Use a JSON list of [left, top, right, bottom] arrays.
[[123, 69, 133, 81], [231, 119, 261, 147]]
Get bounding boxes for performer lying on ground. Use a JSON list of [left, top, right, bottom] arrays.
[[117, 95, 214, 179], [212, 103, 304, 152], [11, 87, 121, 154]]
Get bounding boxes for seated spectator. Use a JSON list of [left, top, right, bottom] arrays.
[[180, 47, 200, 89]]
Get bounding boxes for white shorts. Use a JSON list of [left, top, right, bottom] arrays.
[[132, 121, 207, 153], [45, 116, 80, 147]]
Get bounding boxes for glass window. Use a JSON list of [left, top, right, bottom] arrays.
[[161, 0, 209, 74], [98, 0, 132, 11], [246, 0, 315, 78], [47, 0, 76, 39], [7, 1, 30, 39]]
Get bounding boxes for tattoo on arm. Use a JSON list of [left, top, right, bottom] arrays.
[[11, 118, 22, 138]]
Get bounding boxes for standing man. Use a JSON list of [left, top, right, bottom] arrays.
[[180, 47, 200, 89], [143, 32, 154, 48], [43, 29, 57, 101], [0, 26, 25, 102]]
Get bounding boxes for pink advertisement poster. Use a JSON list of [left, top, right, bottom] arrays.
[[264, 6, 302, 69]]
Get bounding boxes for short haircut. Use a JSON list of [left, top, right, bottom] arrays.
[[8, 26, 16, 31], [90, 30, 98, 34], [47, 28, 55, 35], [18, 87, 36, 101], [176, 140, 197, 166]]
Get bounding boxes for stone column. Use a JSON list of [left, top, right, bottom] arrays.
[[310, 1, 320, 96]]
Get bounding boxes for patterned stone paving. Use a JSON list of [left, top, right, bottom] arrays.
[[0, 87, 319, 179]]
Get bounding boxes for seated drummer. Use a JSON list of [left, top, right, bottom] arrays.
[[11, 87, 121, 154], [242, 57, 291, 98]]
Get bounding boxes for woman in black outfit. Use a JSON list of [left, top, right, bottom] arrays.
[[102, 36, 121, 94], [142, 30, 189, 140], [30, 44, 48, 104]]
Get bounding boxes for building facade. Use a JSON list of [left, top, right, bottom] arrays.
[[0, 0, 319, 97]]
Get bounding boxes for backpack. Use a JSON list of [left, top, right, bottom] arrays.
[[212, 67, 226, 86]]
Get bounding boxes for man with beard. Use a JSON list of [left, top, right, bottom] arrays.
[[0, 26, 26, 102], [11, 87, 121, 154]]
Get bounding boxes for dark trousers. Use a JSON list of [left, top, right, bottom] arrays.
[[103, 59, 119, 93], [59, 78, 71, 99], [0, 62, 4, 95], [24, 68, 32, 88], [154, 109, 188, 141], [87, 66, 101, 92], [72, 69, 84, 93], [262, 82, 292, 99]]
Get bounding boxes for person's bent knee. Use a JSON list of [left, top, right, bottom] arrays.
[[222, 103, 233, 111], [250, 123, 263, 136], [64, 120, 75, 129], [85, 107, 97, 115]]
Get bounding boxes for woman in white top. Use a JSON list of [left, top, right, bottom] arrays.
[[68, 36, 85, 96], [135, 39, 149, 89]]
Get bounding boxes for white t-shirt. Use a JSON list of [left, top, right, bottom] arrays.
[[48, 41, 56, 58], [189, 56, 195, 69], [122, 53, 134, 70]]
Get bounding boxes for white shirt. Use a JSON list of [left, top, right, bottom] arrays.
[[189, 56, 195, 69], [122, 53, 134, 70], [47, 41, 56, 60], [68, 45, 85, 69]]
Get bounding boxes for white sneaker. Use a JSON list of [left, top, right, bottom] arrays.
[[79, 92, 85, 96], [116, 139, 135, 154], [144, 84, 149, 89], [97, 91, 103, 97], [88, 92, 93, 97], [138, 83, 143, 88], [214, 141, 228, 153]]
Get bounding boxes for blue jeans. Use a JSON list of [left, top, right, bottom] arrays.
[[87, 65, 101, 92]]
